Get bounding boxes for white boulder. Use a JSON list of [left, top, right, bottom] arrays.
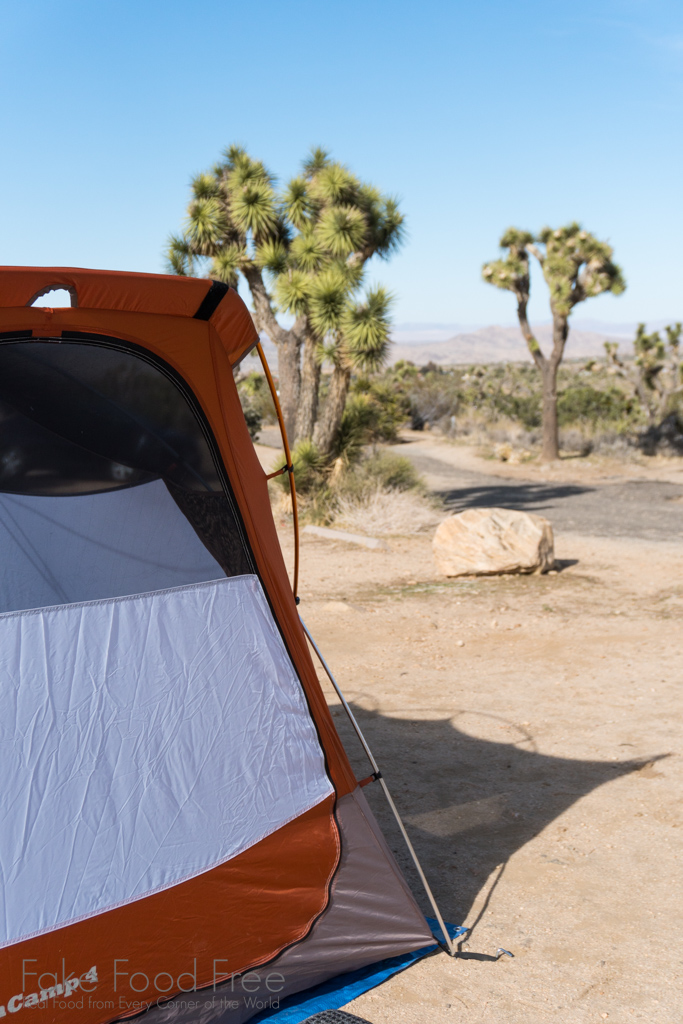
[[433, 507, 555, 577]]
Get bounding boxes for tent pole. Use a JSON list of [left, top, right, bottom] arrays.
[[300, 618, 457, 957]]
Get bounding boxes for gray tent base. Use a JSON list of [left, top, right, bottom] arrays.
[[301, 620, 456, 957], [141, 787, 435, 1024]]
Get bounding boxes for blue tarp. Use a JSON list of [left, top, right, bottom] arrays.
[[253, 920, 466, 1024]]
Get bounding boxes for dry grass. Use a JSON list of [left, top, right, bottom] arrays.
[[332, 485, 442, 536], [269, 488, 293, 519]]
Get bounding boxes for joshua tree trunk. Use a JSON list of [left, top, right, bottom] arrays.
[[312, 364, 351, 456], [276, 334, 304, 439], [295, 331, 322, 441], [540, 311, 569, 461], [515, 297, 568, 461], [540, 361, 559, 461], [241, 265, 304, 438]]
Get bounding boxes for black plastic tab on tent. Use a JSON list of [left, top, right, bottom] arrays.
[[193, 280, 230, 321], [358, 771, 382, 788]]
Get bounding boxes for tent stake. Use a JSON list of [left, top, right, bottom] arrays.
[[300, 618, 456, 957]]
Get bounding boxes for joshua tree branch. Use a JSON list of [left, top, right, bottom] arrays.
[[550, 311, 569, 371], [241, 265, 288, 345], [525, 243, 545, 265], [516, 294, 545, 372]]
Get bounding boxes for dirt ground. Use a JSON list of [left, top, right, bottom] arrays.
[[263, 438, 683, 1024]]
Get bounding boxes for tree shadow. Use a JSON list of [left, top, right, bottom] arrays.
[[437, 480, 594, 517], [329, 703, 662, 934]]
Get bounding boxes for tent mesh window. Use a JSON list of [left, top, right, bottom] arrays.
[[0, 338, 254, 613]]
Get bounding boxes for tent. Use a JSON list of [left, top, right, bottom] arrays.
[[0, 268, 447, 1024]]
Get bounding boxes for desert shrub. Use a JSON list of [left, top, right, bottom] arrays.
[[271, 440, 429, 529], [279, 439, 328, 496], [381, 361, 544, 433], [242, 407, 262, 440], [330, 452, 435, 535], [639, 411, 683, 455], [335, 451, 423, 498], [495, 391, 541, 429], [347, 377, 410, 441], [557, 384, 635, 425], [408, 370, 461, 429]]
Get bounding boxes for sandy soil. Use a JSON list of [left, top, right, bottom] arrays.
[[270, 511, 683, 1022]]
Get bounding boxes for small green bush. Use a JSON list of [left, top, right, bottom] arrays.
[[272, 439, 328, 496], [557, 384, 635, 425], [343, 378, 409, 442], [272, 441, 425, 525], [495, 392, 541, 429]]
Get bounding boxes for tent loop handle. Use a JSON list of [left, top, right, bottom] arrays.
[[256, 342, 299, 601], [26, 284, 78, 308], [300, 617, 457, 957]]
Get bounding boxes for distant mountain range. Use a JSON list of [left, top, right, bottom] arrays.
[[387, 323, 635, 366], [242, 319, 664, 372]]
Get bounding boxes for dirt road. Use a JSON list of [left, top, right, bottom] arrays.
[[269, 449, 683, 1022], [388, 434, 683, 542]]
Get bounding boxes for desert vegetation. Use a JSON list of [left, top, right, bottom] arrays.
[[235, 322, 681, 537], [240, 319, 682, 470], [482, 223, 626, 461], [377, 334, 682, 458], [166, 149, 681, 531]]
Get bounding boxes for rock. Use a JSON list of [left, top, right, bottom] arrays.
[[433, 507, 554, 577]]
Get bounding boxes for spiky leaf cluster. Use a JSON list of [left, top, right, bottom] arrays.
[[481, 229, 533, 302], [634, 322, 682, 391], [166, 145, 405, 374], [165, 146, 285, 285], [537, 223, 625, 315], [340, 287, 393, 372]]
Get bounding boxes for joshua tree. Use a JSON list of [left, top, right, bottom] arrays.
[[605, 322, 682, 426], [166, 146, 403, 452], [483, 224, 625, 460]]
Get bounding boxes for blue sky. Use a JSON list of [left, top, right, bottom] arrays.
[[1, 0, 681, 329]]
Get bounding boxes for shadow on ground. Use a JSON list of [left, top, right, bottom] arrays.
[[438, 481, 593, 517], [330, 703, 656, 932], [430, 475, 683, 539]]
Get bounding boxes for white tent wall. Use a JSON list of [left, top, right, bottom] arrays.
[[0, 481, 226, 614], [0, 577, 334, 946]]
